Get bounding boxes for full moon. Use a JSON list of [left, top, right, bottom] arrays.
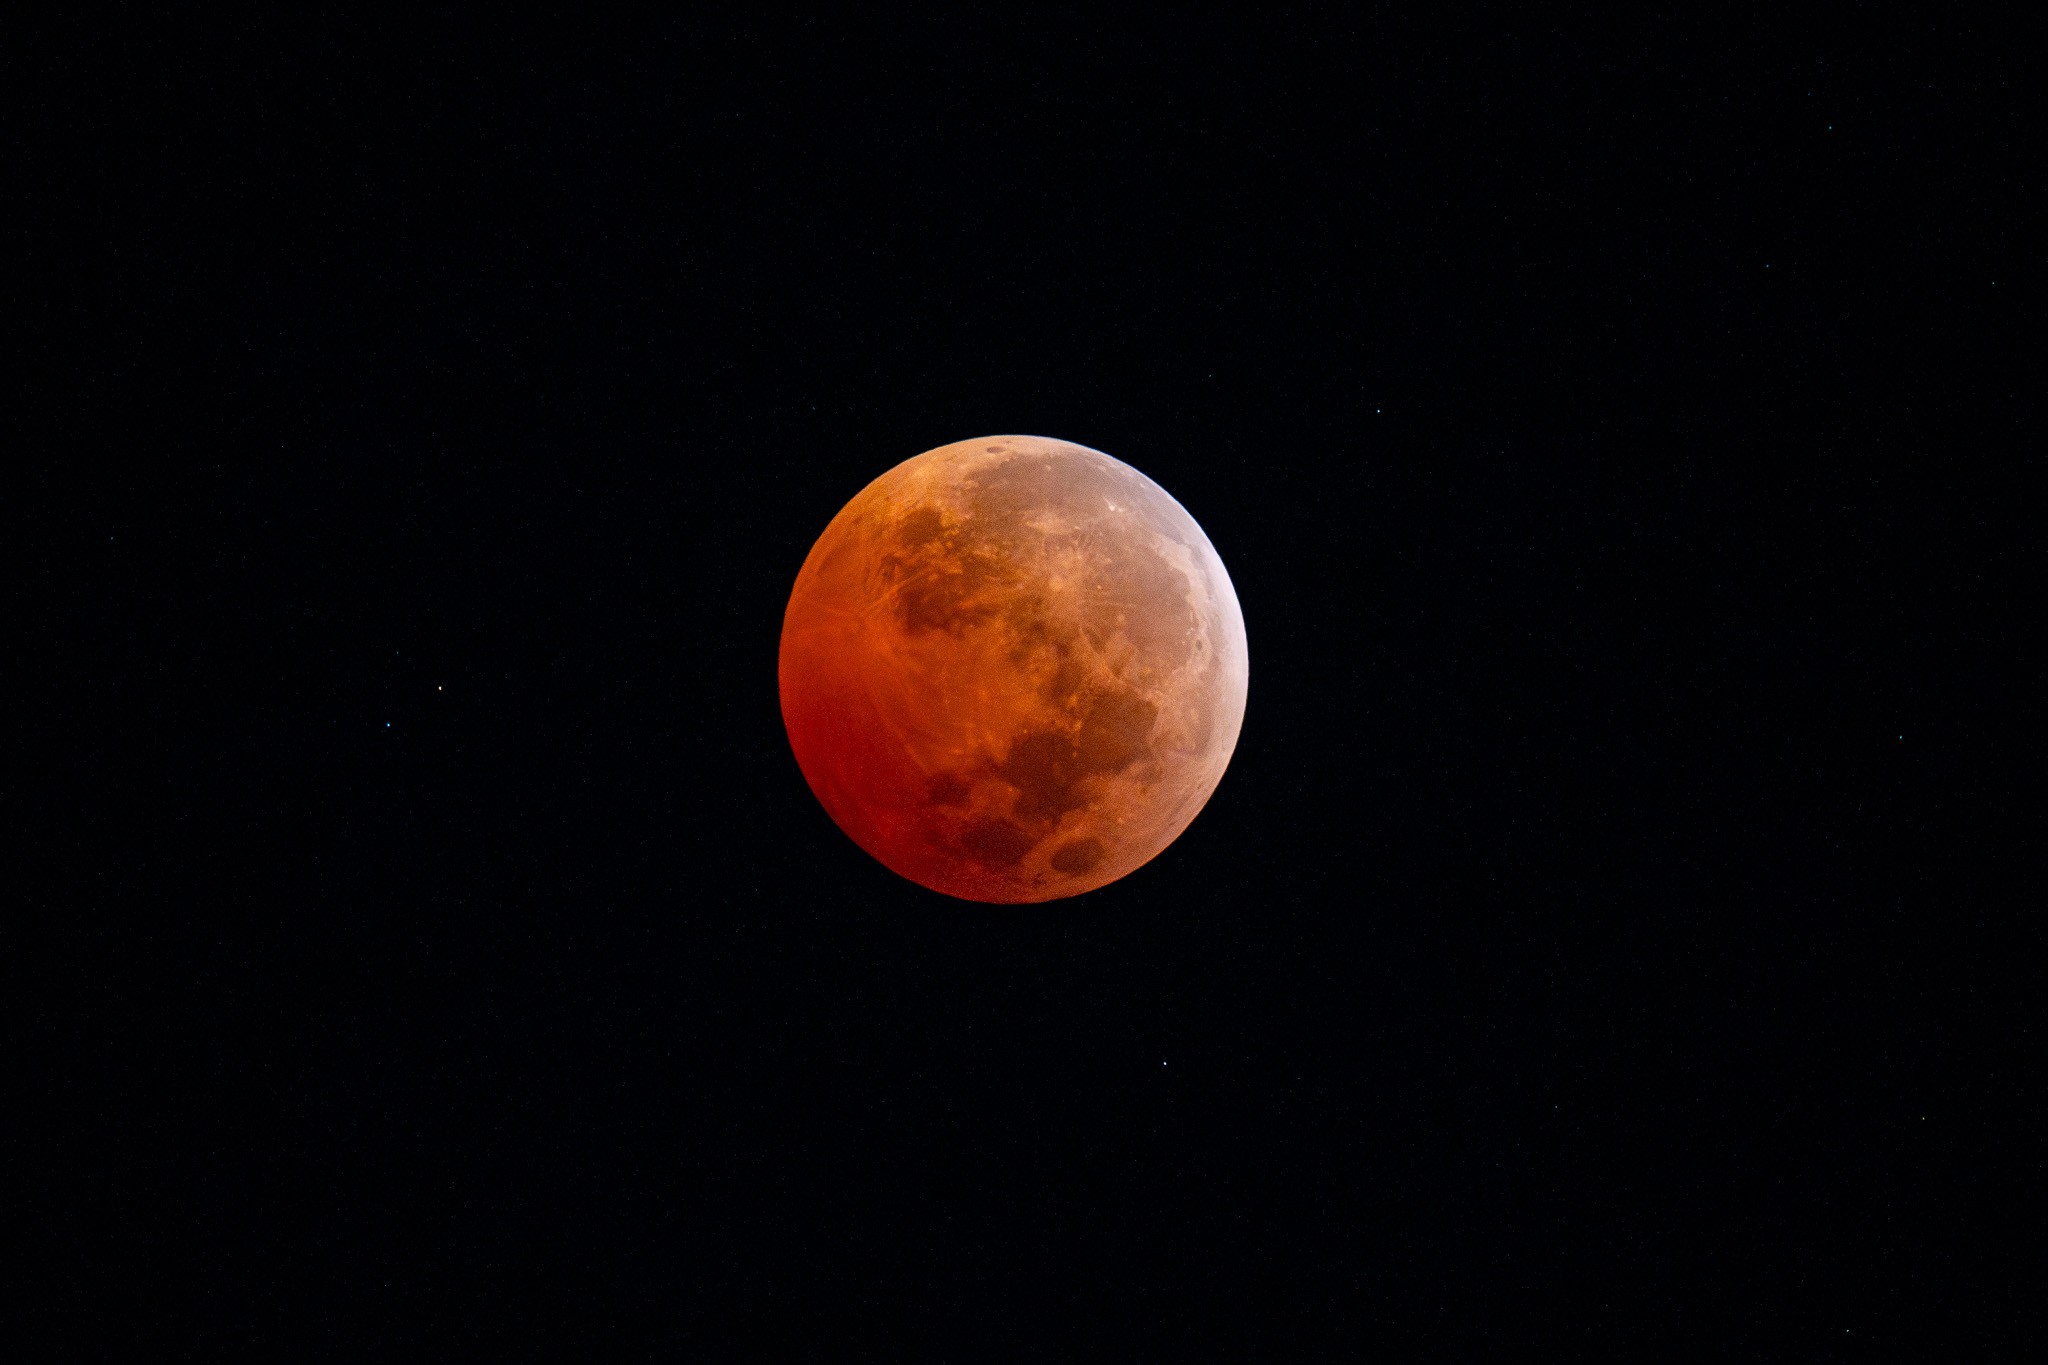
[[778, 435, 1249, 902]]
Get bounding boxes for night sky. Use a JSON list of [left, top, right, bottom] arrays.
[[22, 12, 2030, 1356]]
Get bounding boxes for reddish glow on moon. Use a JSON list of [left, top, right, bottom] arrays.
[[779, 435, 1249, 902]]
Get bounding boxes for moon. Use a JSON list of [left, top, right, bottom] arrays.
[[778, 435, 1249, 902]]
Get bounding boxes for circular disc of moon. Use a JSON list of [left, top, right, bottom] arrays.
[[778, 435, 1249, 902]]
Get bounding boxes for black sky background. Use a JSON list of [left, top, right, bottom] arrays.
[[19, 10, 2032, 1357]]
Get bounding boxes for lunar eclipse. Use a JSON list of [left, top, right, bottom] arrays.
[[778, 435, 1249, 902]]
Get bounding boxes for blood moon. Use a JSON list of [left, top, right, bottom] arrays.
[[778, 435, 1248, 903]]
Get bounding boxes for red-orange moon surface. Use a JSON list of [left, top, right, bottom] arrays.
[[779, 435, 1249, 902]]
